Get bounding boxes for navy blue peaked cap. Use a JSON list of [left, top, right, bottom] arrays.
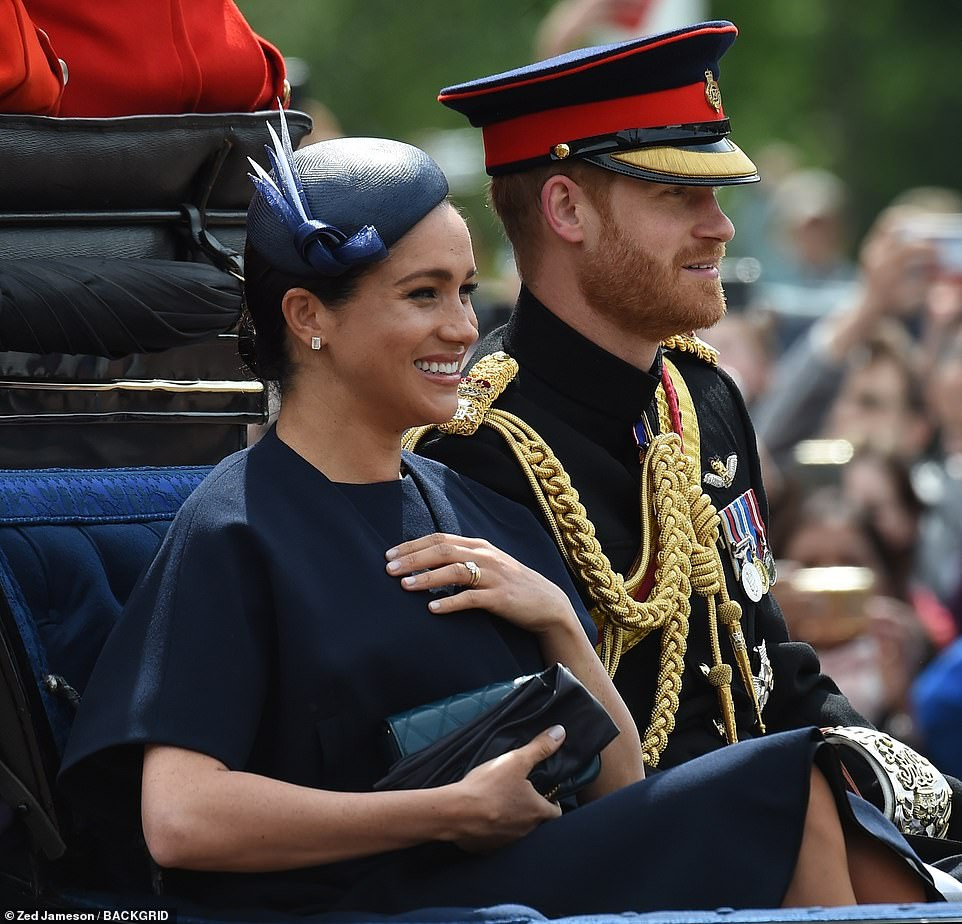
[[247, 133, 449, 277], [439, 20, 757, 185]]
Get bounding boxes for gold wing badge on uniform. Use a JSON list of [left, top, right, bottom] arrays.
[[704, 453, 738, 489]]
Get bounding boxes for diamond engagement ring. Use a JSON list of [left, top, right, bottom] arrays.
[[464, 560, 482, 588]]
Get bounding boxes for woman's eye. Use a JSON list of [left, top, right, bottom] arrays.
[[407, 288, 437, 300], [460, 282, 479, 302]]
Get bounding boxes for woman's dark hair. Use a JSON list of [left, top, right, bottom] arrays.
[[239, 240, 369, 391]]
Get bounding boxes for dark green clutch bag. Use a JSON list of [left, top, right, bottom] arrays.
[[376, 663, 619, 800]]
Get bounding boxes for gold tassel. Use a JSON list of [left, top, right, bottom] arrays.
[[718, 598, 766, 733], [700, 663, 737, 744]]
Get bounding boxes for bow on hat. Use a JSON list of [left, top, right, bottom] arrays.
[[247, 111, 387, 276]]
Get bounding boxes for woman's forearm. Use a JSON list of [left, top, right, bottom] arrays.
[[142, 746, 463, 872]]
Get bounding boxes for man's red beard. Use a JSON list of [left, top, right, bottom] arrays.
[[576, 217, 727, 343]]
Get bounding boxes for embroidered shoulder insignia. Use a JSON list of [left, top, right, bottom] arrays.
[[438, 351, 519, 436], [660, 333, 719, 367], [704, 453, 738, 489]]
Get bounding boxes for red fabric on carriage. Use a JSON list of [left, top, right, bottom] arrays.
[[0, 0, 65, 114], [19, 0, 287, 117]]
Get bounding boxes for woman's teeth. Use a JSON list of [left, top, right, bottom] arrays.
[[414, 360, 459, 374]]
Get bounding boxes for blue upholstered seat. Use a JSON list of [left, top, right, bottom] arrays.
[[0, 465, 209, 897], [0, 467, 211, 753]]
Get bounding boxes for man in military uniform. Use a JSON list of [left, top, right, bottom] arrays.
[[407, 21, 962, 859]]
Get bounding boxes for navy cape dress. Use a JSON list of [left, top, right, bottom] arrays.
[[59, 428, 937, 916]]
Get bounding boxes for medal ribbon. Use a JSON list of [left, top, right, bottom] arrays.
[[723, 492, 763, 555], [743, 488, 770, 556]]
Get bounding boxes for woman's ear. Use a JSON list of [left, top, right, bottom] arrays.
[[540, 175, 591, 245], [280, 287, 327, 352]]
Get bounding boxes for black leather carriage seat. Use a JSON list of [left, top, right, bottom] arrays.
[[0, 110, 312, 469]]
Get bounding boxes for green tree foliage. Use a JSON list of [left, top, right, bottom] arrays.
[[710, 0, 962, 238], [238, 0, 553, 137], [237, 0, 556, 270], [238, 0, 961, 259]]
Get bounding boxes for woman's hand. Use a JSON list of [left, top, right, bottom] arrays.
[[386, 533, 645, 798], [385, 533, 578, 636], [444, 725, 566, 853]]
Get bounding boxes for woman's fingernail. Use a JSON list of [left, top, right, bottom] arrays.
[[547, 725, 566, 742], [386, 560, 400, 573], [385, 547, 399, 561], [428, 600, 441, 611], [402, 576, 417, 587]]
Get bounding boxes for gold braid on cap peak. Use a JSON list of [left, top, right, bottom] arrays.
[[403, 350, 762, 766]]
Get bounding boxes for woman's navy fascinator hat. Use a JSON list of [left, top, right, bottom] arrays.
[[247, 111, 449, 277]]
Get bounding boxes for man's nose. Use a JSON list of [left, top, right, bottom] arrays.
[[696, 192, 736, 242]]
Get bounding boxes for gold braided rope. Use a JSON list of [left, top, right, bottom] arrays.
[[403, 349, 764, 764], [659, 358, 766, 737], [656, 362, 735, 742], [660, 333, 719, 367]]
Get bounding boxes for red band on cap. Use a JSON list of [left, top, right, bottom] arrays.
[[481, 80, 724, 170]]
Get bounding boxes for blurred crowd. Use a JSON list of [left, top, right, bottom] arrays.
[[697, 167, 962, 777]]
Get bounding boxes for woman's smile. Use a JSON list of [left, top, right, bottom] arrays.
[[414, 355, 463, 382]]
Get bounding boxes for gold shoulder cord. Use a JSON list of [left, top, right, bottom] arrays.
[[403, 345, 764, 766]]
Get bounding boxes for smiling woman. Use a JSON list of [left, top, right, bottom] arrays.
[[56, 112, 939, 918], [248, 200, 479, 479]]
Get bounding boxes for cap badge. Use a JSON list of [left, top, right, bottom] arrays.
[[704, 70, 722, 112], [551, 143, 571, 160]]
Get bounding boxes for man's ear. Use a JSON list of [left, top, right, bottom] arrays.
[[280, 287, 327, 351], [540, 174, 592, 245]]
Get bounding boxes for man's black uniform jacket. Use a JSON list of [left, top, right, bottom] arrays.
[[421, 289, 962, 851], [421, 287, 874, 765]]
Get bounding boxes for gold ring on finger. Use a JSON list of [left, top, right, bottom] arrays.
[[463, 560, 482, 588]]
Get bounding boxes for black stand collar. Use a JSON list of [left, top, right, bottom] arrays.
[[501, 286, 661, 424]]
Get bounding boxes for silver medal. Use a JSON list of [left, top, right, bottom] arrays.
[[741, 559, 764, 602], [764, 548, 777, 586]]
